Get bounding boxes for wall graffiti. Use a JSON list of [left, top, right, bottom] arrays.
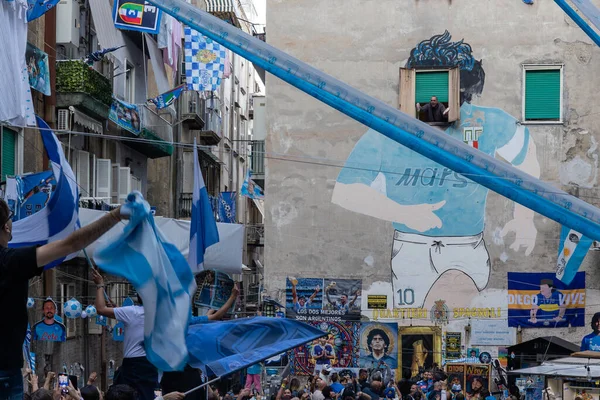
[[332, 31, 541, 308]]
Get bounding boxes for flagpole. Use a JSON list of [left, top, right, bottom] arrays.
[[184, 377, 222, 396]]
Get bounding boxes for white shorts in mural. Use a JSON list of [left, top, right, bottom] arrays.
[[391, 231, 490, 308]]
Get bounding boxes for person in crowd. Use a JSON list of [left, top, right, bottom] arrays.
[[363, 380, 384, 400], [289, 378, 302, 397], [358, 369, 370, 390], [0, 199, 126, 400], [322, 386, 335, 400], [93, 269, 157, 400], [276, 378, 293, 400], [319, 365, 333, 383], [245, 362, 264, 395], [417, 371, 433, 393], [313, 378, 327, 400], [416, 97, 449, 123]]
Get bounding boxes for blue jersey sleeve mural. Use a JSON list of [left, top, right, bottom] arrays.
[[507, 272, 585, 328], [359, 322, 398, 369], [332, 31, 541, 309], [581, 312, 600, 351]]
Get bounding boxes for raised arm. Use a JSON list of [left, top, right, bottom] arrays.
[[207, 283, 239, 321], [36, 207, 124, 267], [92, 269, 116, 319]]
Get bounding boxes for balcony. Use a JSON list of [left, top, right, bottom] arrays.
[[246, 224, 264, 246], [56, 60, 112, 120], [180, 90, 205, 130], [179, 193, 218, 219], [197, 108, 222, 146], [122, 104, 174, 159]]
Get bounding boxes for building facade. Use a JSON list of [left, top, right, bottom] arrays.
[[264, 0, 600, 367]]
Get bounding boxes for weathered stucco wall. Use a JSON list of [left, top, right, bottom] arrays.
[[265, 0, 600, 354]]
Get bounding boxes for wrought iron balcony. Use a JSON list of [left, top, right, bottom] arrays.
[[246, 224, 264, 245]]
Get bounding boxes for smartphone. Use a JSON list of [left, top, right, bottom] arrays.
[[154, 389, 162, 399], [58, 373, 69, 395]]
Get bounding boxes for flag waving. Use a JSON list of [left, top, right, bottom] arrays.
[[188, 138, 220, 273], [149, 85, 185, 109], [9, 116, 79, 268], [556, 226, 593, 285], [94, 192, 196, 371]]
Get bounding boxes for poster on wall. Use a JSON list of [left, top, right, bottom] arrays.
[[507, 272, 585, 328], [32, 298, 66, 342], [470, 320, 516, 346], [446, 364, 466, 392], [359, 322, 398, 369], [109, 97, 141, 135], [290, 321, 359, 375], [113, 0, 161, 34], [26, 43, 51, 95], [445, 332, 462, 359], [398, 326, 441, 379], [465, 364, 490, 394], [286, 277, 362, 322]]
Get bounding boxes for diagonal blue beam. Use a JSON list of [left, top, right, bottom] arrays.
[[554, 0, 600, 47], [147, 0, 600, 241]]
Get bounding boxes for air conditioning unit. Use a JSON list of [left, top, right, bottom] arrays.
[[57, 109, 70, 131], [56, 0, 80, 49]]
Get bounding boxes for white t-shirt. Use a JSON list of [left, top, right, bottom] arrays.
[[114, 305, 146, 358]]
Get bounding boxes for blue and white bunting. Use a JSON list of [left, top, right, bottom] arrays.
[[188, 138, 220, 274]]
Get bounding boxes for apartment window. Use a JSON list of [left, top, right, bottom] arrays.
[[399, 67, 460, 123], [1, 127, 16, 181], [125, 61, 135, 103], [523, 65, 562, 123], [60, 283, 77, 338]]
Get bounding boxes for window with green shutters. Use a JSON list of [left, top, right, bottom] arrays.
[[416, 71, 449, 103], [524, 68, 562, 122], [1, 127, 16, 181]]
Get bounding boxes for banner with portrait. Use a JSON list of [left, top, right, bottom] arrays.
[[109, 97, 141, 135], [398, 326, 441, 379], [290, 321, 359, 375], [26, 43, 51, 95], [508, 272, 585, 328], [286, 277, 362, 322], [465, 364, 491, 394], [446, 364, 466, 392], [359, 322, 398, 369]]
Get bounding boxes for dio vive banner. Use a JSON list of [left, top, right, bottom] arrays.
[[508, 272, 585, 328], [113, 0, 162, 34]]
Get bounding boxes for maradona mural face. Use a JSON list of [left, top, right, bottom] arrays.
[[332, 31, 540, 308]]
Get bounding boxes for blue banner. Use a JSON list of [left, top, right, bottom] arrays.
[[18, 171, 55, 220], [508, 272, 585, 328], [26, 43, 51, 96], [27, 0, 60, 22], [186, 316, 326, 377], [113, 0, 162, 34], [556, 226, 593, 285], [109, 97, 141, 135], [218, 192, 236, 223], [149, 85, 185, 109], [241, 170, 264, 199]]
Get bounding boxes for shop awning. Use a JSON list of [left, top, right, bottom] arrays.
[[508, 336, 579, 358], [73, 108, 103, 134], [205, 0, 235, 13], [89, 0, 126, 50], [510, 357, 600, 378]]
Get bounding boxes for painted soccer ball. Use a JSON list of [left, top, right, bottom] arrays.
[[85, 305, 97, 318], [64, 298, 82, 318], [27, 298, 35, 308]]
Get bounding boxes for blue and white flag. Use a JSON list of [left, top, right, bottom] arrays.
[[556, 226, 593, 285], [148, 84, 185, 109], [184, 27, 226, 92], [9, 116, 79, 269], [94, 192, 196, 371], [218, 192, 236, 223], [241, 169, 264, 199], [84, 45, 125, 65], [186, 317, 326, 377], [27, 0, 60, 22], [188, 138, 220, 274]]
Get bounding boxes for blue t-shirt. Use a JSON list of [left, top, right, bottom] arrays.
[[190, 315, 209, 325], [331, 383, 345, 394], [581, 333, 600, 351], [247, 363, 262, 375], [337, 103, 529, 236], [535, 290, 563, 319], [33, 320, 66, 342]]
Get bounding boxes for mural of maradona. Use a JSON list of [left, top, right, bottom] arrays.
[[332, 31, 541, 308]]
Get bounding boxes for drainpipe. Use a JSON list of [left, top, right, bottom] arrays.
[[229, 53, 236, 193]]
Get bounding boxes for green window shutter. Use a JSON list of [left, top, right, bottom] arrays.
[[525, 70, 561, 121], [2, 128, 16, 181], [416, 71, 449, 103]]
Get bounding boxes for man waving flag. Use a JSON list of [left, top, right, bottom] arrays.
[[188, 138, 220, 273]]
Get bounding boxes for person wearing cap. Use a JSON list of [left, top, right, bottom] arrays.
[[32, 297, 66, 342], [319, 365, 333, 383], [0, 199, 126, 400], [529, 278, 566, 324]]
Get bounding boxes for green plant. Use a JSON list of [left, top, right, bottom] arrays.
[[56, 60, 112, 106]]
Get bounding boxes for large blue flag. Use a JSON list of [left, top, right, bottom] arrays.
[[187, 317, 326, 377], [556, 226, 593, 285], [94, 192, 196, 371], [27, 0, 60, 22], [188, 138, 219, 274], [9, 117, 79, 268]]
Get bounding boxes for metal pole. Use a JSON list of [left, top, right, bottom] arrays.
[[184, 376, 222, 396]]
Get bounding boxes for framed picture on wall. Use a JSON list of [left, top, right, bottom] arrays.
[[398, 326, 442, 379]]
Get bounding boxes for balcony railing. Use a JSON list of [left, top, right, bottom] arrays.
[[246, 224, 264, 245], [179, 193, 218, 219], [122, 104, 173, 158], [180, 90, 206, 130], [56, 60, 112, 119]]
